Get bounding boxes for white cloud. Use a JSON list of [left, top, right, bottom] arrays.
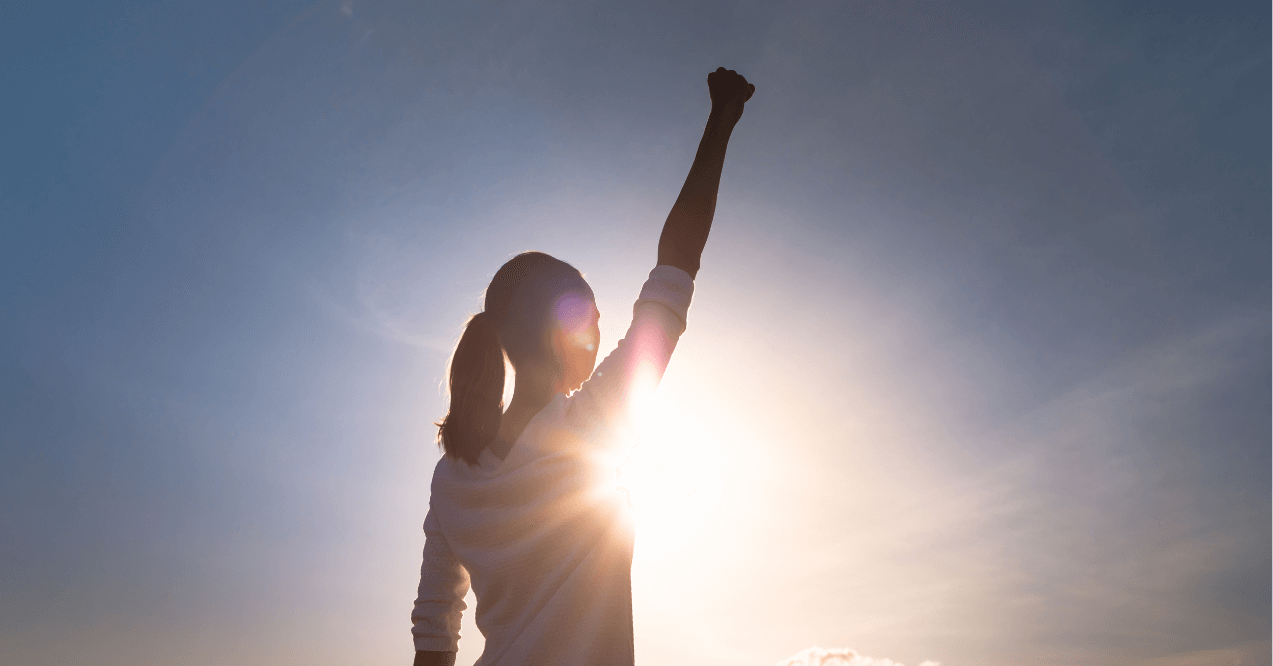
[[775, 646, 940, 666]]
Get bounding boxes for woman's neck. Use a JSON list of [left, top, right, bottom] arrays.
[[491, 378, 558, 460]]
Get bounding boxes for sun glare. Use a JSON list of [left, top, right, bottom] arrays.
[[618, 388, 726, 557]]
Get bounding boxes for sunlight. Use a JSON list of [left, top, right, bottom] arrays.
[[617, 387, 726, 557]]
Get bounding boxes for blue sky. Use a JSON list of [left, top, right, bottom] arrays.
[[1, 2, 1268, 665]]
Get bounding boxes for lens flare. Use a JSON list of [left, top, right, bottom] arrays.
[[554, 292, 599, 350]]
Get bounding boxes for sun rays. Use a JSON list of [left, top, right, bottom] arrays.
[[618, 388, 728, 556]]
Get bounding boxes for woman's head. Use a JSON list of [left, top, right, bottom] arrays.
[[483, 252, 597, 374], [437, 252, 599, 464]]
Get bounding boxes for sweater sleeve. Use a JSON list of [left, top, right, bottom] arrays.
[[411, 508, 470, 652], [565, 265, 694, 437]]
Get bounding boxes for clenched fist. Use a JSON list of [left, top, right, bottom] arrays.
[[707, 67, 755, 125]]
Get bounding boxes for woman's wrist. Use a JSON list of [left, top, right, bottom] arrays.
[[706, 107, 739, 133]]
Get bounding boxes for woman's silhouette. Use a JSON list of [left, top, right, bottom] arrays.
[[411, 68, 755, 666]]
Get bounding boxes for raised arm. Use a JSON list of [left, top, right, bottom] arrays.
[[656, 67, 755, 278]]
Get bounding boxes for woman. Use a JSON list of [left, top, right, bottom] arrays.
[[412, 67, 755, 666]]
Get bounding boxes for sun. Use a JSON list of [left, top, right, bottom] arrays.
[[616, 389, 726, 557]]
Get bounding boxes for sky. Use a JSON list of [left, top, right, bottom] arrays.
[[1, 1, 1268, 665]]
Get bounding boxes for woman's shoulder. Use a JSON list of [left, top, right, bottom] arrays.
[[434, 393, 608, 485], [515, 394, 570, 450], [508, 392, 621, 461], [430, 446, 499, 488]]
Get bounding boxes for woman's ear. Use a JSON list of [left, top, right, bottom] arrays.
[[547, 325, 570, 371], [548, 326, 567, 363], [549, 324, 593, 392]]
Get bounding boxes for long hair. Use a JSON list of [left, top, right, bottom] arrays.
[[437, 252, 592, 465]]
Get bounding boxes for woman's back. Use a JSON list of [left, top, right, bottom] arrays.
[[430, 399, 635, 664]]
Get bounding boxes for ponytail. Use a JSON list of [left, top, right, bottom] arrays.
[[437, 312, 505, 465]]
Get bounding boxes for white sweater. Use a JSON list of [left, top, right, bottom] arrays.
[[412, 265, 695, 665]]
